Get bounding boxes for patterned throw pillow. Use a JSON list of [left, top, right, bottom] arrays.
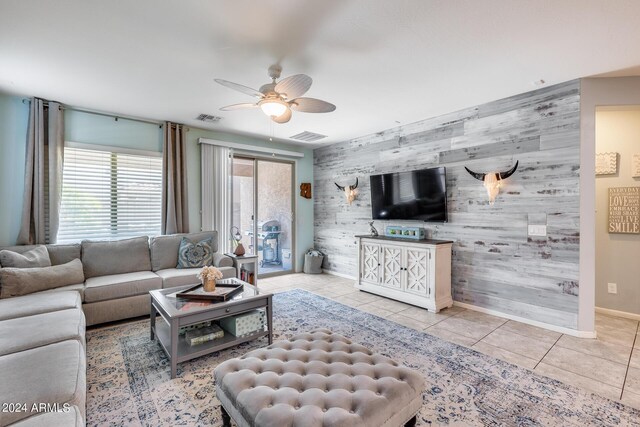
[[177, 237, 213, 268]]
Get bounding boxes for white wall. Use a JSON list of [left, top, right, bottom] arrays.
[[595, 109, 640, 315]]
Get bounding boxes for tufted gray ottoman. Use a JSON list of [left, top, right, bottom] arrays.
[[214, 328, 424, 427]]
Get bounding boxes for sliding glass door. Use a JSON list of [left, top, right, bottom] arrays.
[[232, 156, 294, 277]]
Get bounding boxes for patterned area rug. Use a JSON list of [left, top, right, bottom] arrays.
[[86, 289, 640, 426]]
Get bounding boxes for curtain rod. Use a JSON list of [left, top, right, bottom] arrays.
[[199, 137, 305, 158], [20, 98, 180, 129]]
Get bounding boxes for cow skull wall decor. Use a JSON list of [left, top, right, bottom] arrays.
[[464, 161, 518, 205], [335, 178, 358, 204]]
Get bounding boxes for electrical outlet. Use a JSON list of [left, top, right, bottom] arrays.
[[607, 283, 617, 294], [528, 225, 547, 237]]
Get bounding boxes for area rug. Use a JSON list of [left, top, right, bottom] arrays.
[[86, 289, 640, 426]]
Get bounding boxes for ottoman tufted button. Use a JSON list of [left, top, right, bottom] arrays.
[[322, 408, 327, 412]]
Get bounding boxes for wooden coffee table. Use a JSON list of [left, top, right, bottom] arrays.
[[149, 278, 272, 378]]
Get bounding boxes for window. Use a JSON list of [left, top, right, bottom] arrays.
[[58, 144, 162, 243]]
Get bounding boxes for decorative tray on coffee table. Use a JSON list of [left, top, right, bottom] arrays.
[[175, 280, 244, 302]]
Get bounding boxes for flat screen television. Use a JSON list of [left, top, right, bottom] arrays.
[[370, 167, 447, 222]]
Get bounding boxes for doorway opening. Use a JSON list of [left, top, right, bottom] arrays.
[[232, 156, 295, 277], [594, 106, 640, 320]]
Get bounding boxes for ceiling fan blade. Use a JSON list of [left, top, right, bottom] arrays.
[[290, 97, 336, 113], [219, 103, 258, 111], [214, 79, 264, 98], [272, 108, 292, 124], [274, 74, 312, 99]]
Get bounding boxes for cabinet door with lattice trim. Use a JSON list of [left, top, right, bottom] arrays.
[[381, 245, 403, 289], [405, 248, 430, 296], [360, 242, 380, 285]]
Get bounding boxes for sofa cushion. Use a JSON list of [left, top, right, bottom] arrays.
[[177, 237, 214, 268], [156, 267, 200, 288], [0, 245, 50, 268], [84, 271, 162, 303], [150, 231, 219, 271], [156, 266, 236, 289], [0, 309, 85, 357], [46, 244, 81, 266], [0, 340, 86, 426], [0, 291, 81, 321], [36, 283, 85, 301], [0, 259, 85, 299], [10, 405, 83, 427], [82, 236, 151, 279]]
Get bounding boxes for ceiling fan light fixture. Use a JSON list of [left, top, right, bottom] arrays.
[[259, 99, 287, 117]]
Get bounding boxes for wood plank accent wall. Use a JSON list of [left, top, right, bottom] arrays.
[[313, 80, 581, 329]]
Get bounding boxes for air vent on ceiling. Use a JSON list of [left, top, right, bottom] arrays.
[[195, 113, 222, 123], [289, 131, 327, 142]]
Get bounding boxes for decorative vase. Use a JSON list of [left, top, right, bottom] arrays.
[[203, 278, 216, 292], [234, 243, 246, 256]]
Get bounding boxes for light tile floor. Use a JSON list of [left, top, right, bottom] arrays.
[[259, 273, 640, 409]]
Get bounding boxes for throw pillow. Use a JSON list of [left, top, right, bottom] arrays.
[[177, 237, 213, 268], [0, 258, 85, 299], [0, 245, 51, 268]]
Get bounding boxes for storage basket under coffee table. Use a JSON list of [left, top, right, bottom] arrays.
[[149, 278, 273, 378]]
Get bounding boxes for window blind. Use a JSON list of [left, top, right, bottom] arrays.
[[58, 146, 162, 243]]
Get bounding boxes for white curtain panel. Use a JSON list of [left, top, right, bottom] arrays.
[[201, 143, 233, 253]]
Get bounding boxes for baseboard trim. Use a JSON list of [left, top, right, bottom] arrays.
[[595, 306, 640, 321], [322, 269, 357, 280], [453, 301, 597, 339]]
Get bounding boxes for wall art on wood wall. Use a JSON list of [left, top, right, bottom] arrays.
[[633, 154, 640, 178], [596, 152, 618, 175], [608, 187, 640, 234]]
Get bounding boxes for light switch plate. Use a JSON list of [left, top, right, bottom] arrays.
[[528, 225, 547, 237], [607, 283, 617, 294]]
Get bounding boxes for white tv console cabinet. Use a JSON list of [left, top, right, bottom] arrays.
[[355, 235, 453, 313]]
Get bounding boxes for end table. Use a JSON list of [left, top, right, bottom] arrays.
[[225, 253, 258, 286]]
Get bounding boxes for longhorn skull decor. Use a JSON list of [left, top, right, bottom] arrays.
[[465, 161, 519, 205], [335, 178, 358, 204]]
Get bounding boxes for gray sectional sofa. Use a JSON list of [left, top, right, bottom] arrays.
[[0, 291, 85, 426], [0, 231, 234, 426]]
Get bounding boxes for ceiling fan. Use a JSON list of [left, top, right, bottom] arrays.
[[215, 64, 336, 124]]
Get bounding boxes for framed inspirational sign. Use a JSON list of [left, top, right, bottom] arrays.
[[608, 187, 640, 234]]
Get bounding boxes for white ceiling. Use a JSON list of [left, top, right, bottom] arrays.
[[1, 0, 640, 147]]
